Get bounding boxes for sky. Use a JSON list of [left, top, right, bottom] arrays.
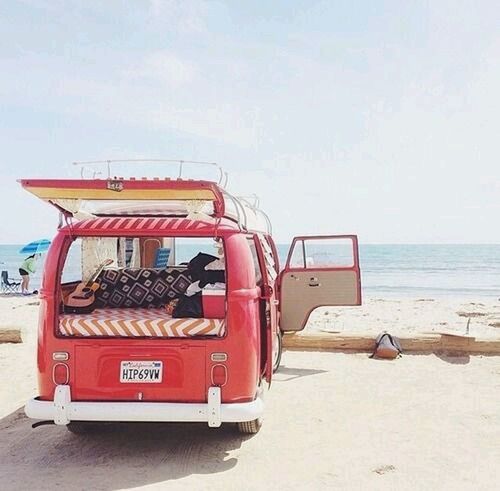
[[0, 0, 499, 244]]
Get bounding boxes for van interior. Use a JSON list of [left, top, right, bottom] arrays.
[[58, 236, 227, 339]]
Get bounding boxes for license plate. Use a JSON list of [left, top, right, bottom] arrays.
[[120, 361, 163, 383]]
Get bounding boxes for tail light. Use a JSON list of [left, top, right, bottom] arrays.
[[52, 351, 69, 361], [52, 363, 69, 385], [210, 352, 227, 362], [211, 364, 227, 386]]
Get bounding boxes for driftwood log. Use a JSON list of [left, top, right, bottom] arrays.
[[0, 329, 22, 344], [283, 332, 500, 355]]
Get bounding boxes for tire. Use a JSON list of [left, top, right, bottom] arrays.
[[272, 329, 283, 373], [237, 418, 262, 434], [66, 421, 109, 435], [66, 422, 97, 434]]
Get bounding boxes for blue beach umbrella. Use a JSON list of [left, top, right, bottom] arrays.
[[19, 239, 51, 255]]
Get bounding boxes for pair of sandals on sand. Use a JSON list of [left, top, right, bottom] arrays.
[[22, 290, 38, 296]]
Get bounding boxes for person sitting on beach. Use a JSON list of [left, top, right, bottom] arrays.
[[19, 254, 40, 295]]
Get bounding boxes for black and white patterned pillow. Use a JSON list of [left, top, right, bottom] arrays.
[[94, 267, 192, 308]]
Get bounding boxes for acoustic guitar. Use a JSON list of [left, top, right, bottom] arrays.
[[64, 259, 113, 313]]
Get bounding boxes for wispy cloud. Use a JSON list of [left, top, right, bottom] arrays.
[[148, 0, 208, 34], [0, 50, 263, 146], [125, 51, 198, 88], [3, 1, 500, 243]]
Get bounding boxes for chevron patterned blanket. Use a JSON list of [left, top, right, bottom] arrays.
[[59, 308, 225, 337]]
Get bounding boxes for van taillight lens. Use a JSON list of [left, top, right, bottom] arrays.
[[211, 364, 227, 386], [52, 352, 69, 361], [210, 352, 227, 362], [53, 363, 69, 385]]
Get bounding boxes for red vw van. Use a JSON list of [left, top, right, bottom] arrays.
[[21, 164, 361, 434]]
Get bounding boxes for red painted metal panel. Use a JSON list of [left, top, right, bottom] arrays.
[[36, 228, 262, 405], [252, 236, 279, 384], [73, 344, 207, 402]]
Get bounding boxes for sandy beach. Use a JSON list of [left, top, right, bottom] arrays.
[[3, 0, 500, 488], [1, 294, 499, 420], [307, 297, 500, 339], [1, 341, 499, 489], [1, 295, 499, 489], [2, 294, 500, 343]]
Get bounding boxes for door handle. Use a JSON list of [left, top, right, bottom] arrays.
[[308, 277, 320, 287]]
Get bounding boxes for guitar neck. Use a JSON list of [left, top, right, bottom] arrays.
[[84, 263, 106, 287]]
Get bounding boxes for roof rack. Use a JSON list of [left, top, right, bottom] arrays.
[[72, 159, 228, 187]]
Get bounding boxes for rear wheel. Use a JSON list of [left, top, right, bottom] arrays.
[[272, 329, 283, 373], [66, 422, 109, 434], [237, 418, 262, 434], [66, 422, 93, 434]]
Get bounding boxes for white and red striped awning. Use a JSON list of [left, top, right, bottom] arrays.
[[63, 216, 238, 234]]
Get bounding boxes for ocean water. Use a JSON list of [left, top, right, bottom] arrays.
[[1, 244, 499, 298], [358, 244, 500, 298]]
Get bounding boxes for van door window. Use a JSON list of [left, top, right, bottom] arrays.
[[288, 237, 355, 269]]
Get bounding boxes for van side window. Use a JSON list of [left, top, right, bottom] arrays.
[[174, 238, 221, 265], [61, 239, 82, 284], [247, 238, 263, 286], [258, 235, 278, 281], [61, 237, 119, 284]]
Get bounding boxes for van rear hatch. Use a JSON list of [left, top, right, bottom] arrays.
[[72, 344, 206, 402]]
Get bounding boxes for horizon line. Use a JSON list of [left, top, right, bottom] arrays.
[[1, 241, 499, 246]]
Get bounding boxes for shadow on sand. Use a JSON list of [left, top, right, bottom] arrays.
[[274, 365, 328, 382], [434, 352, 471, 365], [0, 408, 249, 490]]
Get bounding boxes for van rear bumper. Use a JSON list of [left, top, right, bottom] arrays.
[[25, 385, 264, 428]]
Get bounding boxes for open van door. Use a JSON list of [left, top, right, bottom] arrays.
[[253, 235, 280, 385], [279, 235, 361, 332]]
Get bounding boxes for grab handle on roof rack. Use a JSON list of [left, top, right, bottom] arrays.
[[261, 209, 273, 235], [237, 195, 260, 208], [72, 160, 225, 186], [223, 192, 247, 232], [236, 195, 271, 235], [236, 198, 249, 232]]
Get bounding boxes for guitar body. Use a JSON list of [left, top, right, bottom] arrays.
[[65, 282, 99, 308], [62, 303, 98, 314], [63, 259, 113, 314]]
